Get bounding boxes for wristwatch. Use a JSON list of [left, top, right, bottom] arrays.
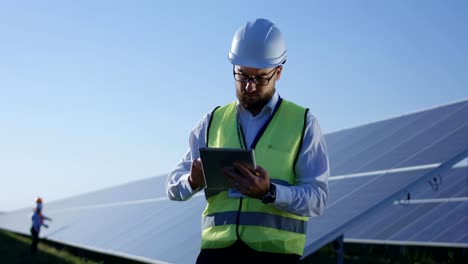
[[260, 183, 276, 204]]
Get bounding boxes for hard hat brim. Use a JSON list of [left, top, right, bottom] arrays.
[[227, 51, 287, 69]]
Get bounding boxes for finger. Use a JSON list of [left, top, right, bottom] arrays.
[[254, 165, 268, 179], [192, 159, 202, 170], [189, 159, 206, 189], [222, 166, 238, 180], [228, 165, 251, 185], [223, 167, 243, 189], [233, 162, 254, 176], [224, 176, 239, 189]]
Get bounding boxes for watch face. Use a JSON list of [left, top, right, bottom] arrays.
[[261, 194, 275, 204], [260, 183, 276, 204]]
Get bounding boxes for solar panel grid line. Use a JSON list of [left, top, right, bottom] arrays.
[[327, 99, 468, 139], [330, 101, 468, 175], [378, 205, 425, 240], [124, 214, 168, 254], [386, 202, 453, 241], [343, 197, 406, 238], [127, 216, 187, 257], [359, 148, 468, 226], [401, 124, 468, 169], [366, 109, 468, 172], [392, 172, 463, 203], [432, 214, 468, 243], [100, 204, 158, 251], [456, 232, 468, 244], [325, 114, 400, 144], [344, 167, 468, 244], [324, 127, 366, 154], [376, 108, 468, 172], [148, 200, 204, 263], [329, 162, 441, 181], [39, 218, 69, 239], [351, 206, 407, 239], [404, 166, 467, 200], [345, 190, 429, 240], [326, 119, 405, 162], [457, 228, 468, 244], [31, 175, 201, 262], [304, 149, 468, 256], [76, 208, 116, 246], [409, 205, 466, 241], [345, 103, 468, 174], [49, 198, 203, 263], [33, 177, 203, 256], [45, 235, 171, 264], [322, 98, 460, 156], [46, 197, 169, 213], [44, 175, 168, 210], [344, 194, 468, 243], [352, 189, 454, 241], [325, 168, 432, 210], [326, 175, 386, 205], [329, 112, 427, 172]]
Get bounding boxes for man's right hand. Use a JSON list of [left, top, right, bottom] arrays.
[[188, 158, 205, 190]]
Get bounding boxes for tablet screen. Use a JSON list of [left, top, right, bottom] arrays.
[[199, 147, 256, 190]]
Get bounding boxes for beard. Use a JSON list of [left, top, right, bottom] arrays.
[[237, 88, 275, 114]]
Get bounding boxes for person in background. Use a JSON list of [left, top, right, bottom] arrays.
[[166, 18, 330, 263], [30, 197, 52, 254]]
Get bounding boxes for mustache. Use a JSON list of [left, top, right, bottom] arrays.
[[241, 89, 259, 95]]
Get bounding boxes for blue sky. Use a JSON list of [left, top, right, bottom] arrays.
[[1, 0, 467, 212]]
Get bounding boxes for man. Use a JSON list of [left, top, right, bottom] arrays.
[[166, 18, 329, 263], [30, 197, 52, 254]]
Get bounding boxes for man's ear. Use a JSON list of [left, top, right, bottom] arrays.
[[275, 66, 283, 80]]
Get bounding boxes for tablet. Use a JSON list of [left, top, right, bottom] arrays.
[[199, 147, 256, 190]]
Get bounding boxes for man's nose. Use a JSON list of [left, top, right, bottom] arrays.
[[245, 80, 257, 93]]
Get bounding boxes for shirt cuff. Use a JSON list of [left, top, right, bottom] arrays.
[[181, 173, 198, 194], [273, 183, 292, 207]]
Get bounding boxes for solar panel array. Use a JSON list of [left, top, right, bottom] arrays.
[[345, 165, 468, 247], [1, 99, 467, 263], [303, 99, 468, 254], [0, 176, 206, 264]]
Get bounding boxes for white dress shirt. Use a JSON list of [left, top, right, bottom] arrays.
[[166, 92, 330, 217]]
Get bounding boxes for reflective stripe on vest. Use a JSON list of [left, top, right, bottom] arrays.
[[203, 211, 307, 234], [201, 99, 309, 255]]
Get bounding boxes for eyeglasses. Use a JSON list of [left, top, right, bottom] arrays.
[[233, 66, 280, 86]]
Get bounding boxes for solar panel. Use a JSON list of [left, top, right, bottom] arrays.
[[0, 175, 206, 264], [330, 100, 468, 175], [303, 99, 468, 255], [344, 165, 468, 247], [1, 99, 467, 264]]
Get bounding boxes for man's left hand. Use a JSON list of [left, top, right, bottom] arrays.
[[223, 163, 270, 199]]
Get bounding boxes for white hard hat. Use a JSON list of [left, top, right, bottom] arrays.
[[228, 18, 287, 69]]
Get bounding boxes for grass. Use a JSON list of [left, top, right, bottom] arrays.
[[0, 229, 101, 264], [2, 228, 466, 264], [302, 242, 468, 264]]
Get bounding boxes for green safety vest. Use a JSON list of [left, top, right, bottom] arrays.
[[201, 98, 309, 256]]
